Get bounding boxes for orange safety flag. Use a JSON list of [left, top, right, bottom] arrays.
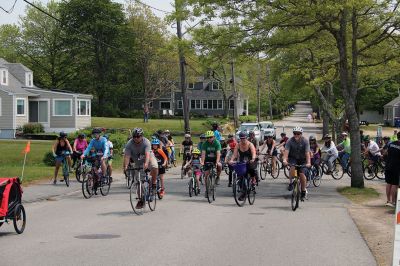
[[397, 211, 400, 225], [23, 141, 31, 154]]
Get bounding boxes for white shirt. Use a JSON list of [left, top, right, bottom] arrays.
[[321, 141, 338, 156], [106, 140, 113, 156], [367, 141, 381, 156]]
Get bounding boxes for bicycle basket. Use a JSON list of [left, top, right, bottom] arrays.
[[233, 162, 247, 176]]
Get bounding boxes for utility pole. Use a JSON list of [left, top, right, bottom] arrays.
[[175, 0, 190, 133], [266, 64, 273, 119], [256, 55, 261, 123], [231, 60, 239, 128]]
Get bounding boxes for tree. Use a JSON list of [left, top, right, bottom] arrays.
[[0, 24, 21, 62]]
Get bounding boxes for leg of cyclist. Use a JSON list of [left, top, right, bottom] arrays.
[[228, 165, 233, 187], [299, 169, 307, 199], [204, 170, 210, 198], [108, 157, 113, 178], [215, 162, 222, 185], [195, 170, 201, 193], [288, 165, 295, 191], [53, 159, 62, 184], [100, 157, 107, 177]]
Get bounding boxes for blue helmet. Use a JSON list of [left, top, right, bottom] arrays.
[[151, 139, 160, 145]]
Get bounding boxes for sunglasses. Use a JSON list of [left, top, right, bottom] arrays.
[[293, 132, 302, 135], [207, 137, 213, 139], [133, 136, 141, 139]]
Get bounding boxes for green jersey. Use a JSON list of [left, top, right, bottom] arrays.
[[202, 139, 221, 162], [339, 138, 351, 154]]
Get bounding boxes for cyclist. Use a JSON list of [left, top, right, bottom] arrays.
[[337, 132, 351, 170], [52, 132, 73, 184], [276, 132, 289, 162], [363, 135, 381, 166], [198, 134, 206, 150], [229, 131, 257, 201], [248, 131, 259, 150], [201, 130, 222, 187], [72, 133, 88, 169], [167, 133, 175, 166], [260, 133, 278, 175], [81, 128, 109, 178], [309, 135, 321, 166], [104, 134, 114, 182], [220, 136, 228, 166], [123, 128, 159, 209], [282, 126, 311, 200], [180, 134, 193, 176], [390, 130, 398, 142], [380, 136, 391, 161], [225, 140, 237, 187], [151, 138, 168, 197], [212, 122, 222, 141], [183, 148, 202, 194], [320, 134, 338, 174]]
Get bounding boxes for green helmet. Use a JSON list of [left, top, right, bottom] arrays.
[[205, 130, 215, 138]]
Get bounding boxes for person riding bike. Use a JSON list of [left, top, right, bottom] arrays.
[[260, 133, 278, 175], [229, 131, 257, 201], [225, 140, 237, 187], [337, 132, 351, 170], [72, 133, 88, 169], [248, 131, 259, 151], [81, 128, 109, 179], [180, 134, 193, 176], [212, 122, 222, 142], [184, 148, 202, 194], [198, 134, 206, 150], [104, 134, 114, 182], [220, 136, 228, 166], [123, 128, 159, 209], [320, 134, 338, 174], [282, 126, 311, 200], [309, 135, 321, 166], [201, 130, 222, 187], [151, 138, 168, 197], [363, 135, 382, 166], [52, 132, 73, 184]]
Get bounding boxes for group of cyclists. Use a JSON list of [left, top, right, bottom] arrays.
[[51, 121, 400, 209]]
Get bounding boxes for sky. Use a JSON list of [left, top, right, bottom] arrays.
[[0, 0, 174, 26]]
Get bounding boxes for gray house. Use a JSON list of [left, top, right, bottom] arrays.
[[0, 58, 92, 139], [149, 77, 249, 117], [384, 96, 400, 126]]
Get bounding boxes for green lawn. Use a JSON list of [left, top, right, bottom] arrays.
[[92, 117, 213, 134], [338, 186, 379, 204]]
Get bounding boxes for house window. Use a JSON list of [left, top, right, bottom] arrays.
[[16, 98, 26, 116], [0, 97, 2, 116], [54, 99, 72, 116], [1, 69, 8, 85], [203, 100, 208, 109], [218, 100, 223, 109], [229, 99, 235, 110], [195, 100, 201, 109], [160, 101, 171, 110], [77, 100, 90, 116], [188, 83, 194, 89], [190, 100, 201, 109], [208, 100, 213, 109], [211, 82, 220, 90], [177, 100, 183, 109], [26, 72, 33, 87]]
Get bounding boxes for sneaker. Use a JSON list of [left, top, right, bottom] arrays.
[[53, 179, 57, 185], [238, 193, 245, 201], [197, 188, 201, 194], [215, 176, 220, 185], [301, 191, 306, 201], [251, 178, 257, 186], [59, 179, 64, 182], [109, 176, 113, 183], [288, 182, 293, 191], [135, 200, 143, 209], [385, 202, 395, 207], [228, 183, 232, 187], [159, 189, 165, 197]]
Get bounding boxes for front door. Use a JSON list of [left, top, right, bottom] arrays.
[[29, 100, 49, 128]]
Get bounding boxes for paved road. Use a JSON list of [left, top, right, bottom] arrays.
[[0, 103, 377, 266]]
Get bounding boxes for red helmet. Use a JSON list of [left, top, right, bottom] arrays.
[[229, 141, 237, 149]]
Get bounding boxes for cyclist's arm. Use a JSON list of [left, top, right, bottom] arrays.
[[73, 139, 77, 152], [66, 139, 73, 153], [270, 141, 276, 155], [250, 143, 256, 162], [102, 141, 109, 159], [123, 154, 131, 171], [229, 146, 239, 163], [158, 148, 168, 167], [184, 159, 192, 168], [201, 150, 206, 165], [52, 140, 58, 156], [282, 148, 289, 163], [259, 141, 266, 153], [83, 139, 94, 157], [216, 150, 221, 165]]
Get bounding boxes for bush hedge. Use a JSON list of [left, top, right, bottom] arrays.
[[23, 123, 44, 134]]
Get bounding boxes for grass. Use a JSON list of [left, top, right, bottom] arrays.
[[338, 186, 379, 204]]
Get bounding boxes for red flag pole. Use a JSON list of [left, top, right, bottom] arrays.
[[21, 141, 31, 181]]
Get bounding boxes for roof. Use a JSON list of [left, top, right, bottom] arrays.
[[25, 87, 93, 99], [0, 58, 9, 68], [384, 96, 400, 107]]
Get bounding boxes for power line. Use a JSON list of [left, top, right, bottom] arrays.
[[133, 0, 171, 14], [0, 0, 18, 14]]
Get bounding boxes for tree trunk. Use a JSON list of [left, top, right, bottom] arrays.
[[322, 111, 329, 137]]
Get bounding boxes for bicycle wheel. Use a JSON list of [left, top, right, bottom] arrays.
[[224, 165, 229, 175], [259, 162, 267, 180], [247, 178, 255, 205], [284, 165, 290, 179], [347, 164, 352, 177], [82, 174, 94, 199], [271, 160, 280, 179], [75, 161, 83, 183], [320, 162, 329, 175], [231, 172, 237, 194], [375, 162, 385, 180], [148, 182, 157, 211], [126, 169, 133, 189], [130, 181, 145, 215], [13, 204, 26, 234], [188, 177, 194, 197], [211, 172, 216, 201], [233, 176, 246, 207], [291, 179, 300, 211], [331, 160, 344, 180], [363, 164, 376, 180], [63, 161, 70, 187], [312, 165, 321, 187], [157, 178, 163, 200], [100, 176, 110, 196]]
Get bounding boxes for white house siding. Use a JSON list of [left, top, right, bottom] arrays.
[[15, 96, 28, 128], [359, 110, 383, 124], [76, 115, 91, 129], [0, 90, 15, 138]]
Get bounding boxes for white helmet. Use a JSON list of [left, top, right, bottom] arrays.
[[293, 126, 303, 133]]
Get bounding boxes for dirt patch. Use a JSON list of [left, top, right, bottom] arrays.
[[345, 184, 395, 266]]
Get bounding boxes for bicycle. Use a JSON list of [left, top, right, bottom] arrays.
[[259, 153, 280, 180], [125, 161, 135, 189], [320, 153, 342, 180], [306, 164, 322, 187], [180, 152, 191, 179], [57, 151, 71, 187], [82, 154, 111, 199], [363, 155, 385, 180], [232, 162, 256, 207], [156, 174, 163, 200], [74, 154, 85, 183], [289, 164, 307, 211], [203, 162, 216, 204], [188, 169, 201, 197], [130, 168, 156, 215]]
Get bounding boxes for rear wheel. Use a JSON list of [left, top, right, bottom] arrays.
[[312, 165, 322, 187], [233, 176, 246, 207], [376, 162, 385, 180], [284, 165, 290, 179], [13, 204, 26, 234], [148, 183, 157, 211], [82, 174, 94, 199], [331, 160, 344, 180], [259, 162, 267, 180], [363, 163, 376, 180], [75, 161, 83, 183], [248, 179, 255, 205], [188, 178, 194, 197]]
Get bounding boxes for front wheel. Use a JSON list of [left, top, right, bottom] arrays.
[[247, 179, 255, 205], [284, 165, 290, 179], [75, 162, 83, 183], [188, 178, 194, 197], [233, 176, 246, 207], [270, 160, 280, 179], [291, 179, 300, 211], [82, 174, 94, 199], [259, 162, 267, 180], [63, 161, 70, 187], [148, 183, 157, 211], [312, 165, 322, 187], [130, 181, 144, 215], [13, 204, 26, 234]]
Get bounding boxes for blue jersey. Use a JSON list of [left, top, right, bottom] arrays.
[[84, 137, 108, 158], [214, 130, 221, 141]]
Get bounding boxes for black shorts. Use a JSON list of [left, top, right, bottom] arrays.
[[385, 169, 400, 185], [204, 160, 217, 171], [267, 149, 278, 157], [158, 166, 166, 175], [288, 158, 308, 175]]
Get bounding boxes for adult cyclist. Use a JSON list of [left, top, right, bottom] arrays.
[[282, 126, 311, 201], [337, 132, 351, 171], [81, 128, 109, 178], [201, 130, 222, 187], [180, 134, 193, 177], [212, 122, 222, 142], [123, 128, 159, 209], [52, 132, 73, 184], [104, 134, 114, 181]]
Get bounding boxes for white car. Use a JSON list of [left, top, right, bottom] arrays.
[[235, 122, 263, 143], [259, 121, 276, 139]]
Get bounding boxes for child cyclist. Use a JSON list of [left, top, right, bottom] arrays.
[[151, 139, 168, 197], [183, 148, 202, 194]]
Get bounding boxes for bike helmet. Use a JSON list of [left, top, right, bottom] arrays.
[[249, 130, 255, 136], [228, 134, 234, 138], [281, 132, 286, 136], [200, 133, 206, 139], [92, 128, 101, 134], [192, 148, 201, 155], [59, 131, 67, 138], [239, 131, 247, 139], [132, 128, 144, 137], [78, 133, 85, 138], [324, 134, 331, 139], [309, 135, 316, 141], [292, 126, 303, 133], [151, 139, 160, 145], [164, 129, 170, 133], [383, 136, 390, 140], [184, 133, 191, 138], [364, 135, 370, 142], [341, 132, 348, 136], [205, 131, 215, 138]]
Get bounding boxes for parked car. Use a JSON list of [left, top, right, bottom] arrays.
[[235, 122, 263, 143], [359, 120, 370, 126], [259, 121, 276, 139]]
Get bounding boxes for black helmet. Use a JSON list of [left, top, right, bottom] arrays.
[[92, 128, 101, 134], [309, 135, 316, 141], [132, 128, 144, 137], [249, 130, 255, 136], [228, 134, 234, 138], [59, 131, 67, 138], [281, 132, 286, 136], [239, 131, 247, 139], [78, 133, 85, 138]]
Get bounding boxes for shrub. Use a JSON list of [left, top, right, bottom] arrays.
[[43, 151, 55, 166], [23, 123, 44, 134]]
